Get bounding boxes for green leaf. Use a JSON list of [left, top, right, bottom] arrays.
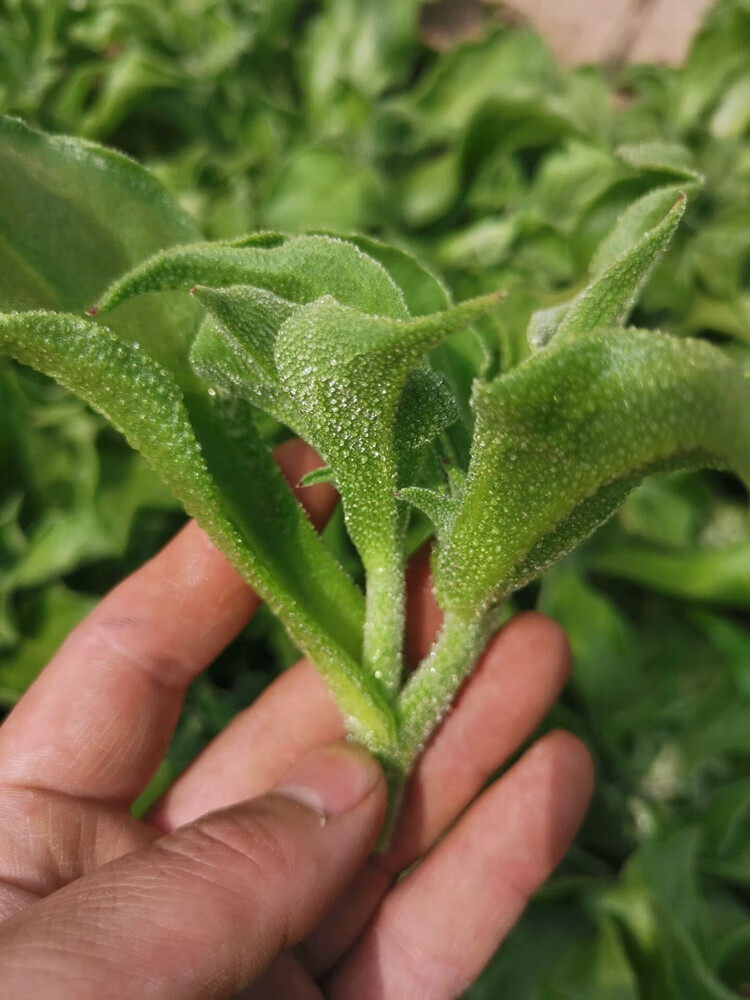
[[554, 194, 687, 342], [617, 142, 703, 184], [397, 486, 459, 543], [188, 289, 303, 432], [299, 465, 335, 488], [0, 310, 395, 753], [591, 538, 750, 607], [0, 113, 202, 370], [395, 366, 458, 451], [526, 300, 571, 350], [439, 329, 750, 619], [314, 232, 450, 316], [589, 186, 689, 278], [275, 291, 500, 690], [96, 234, 409, 320], [525, 192, 687, 350]]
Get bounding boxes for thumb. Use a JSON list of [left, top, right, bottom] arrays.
[[0, 743, 385, 999]]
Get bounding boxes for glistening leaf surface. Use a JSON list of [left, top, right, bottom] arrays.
[[188, 287, 303, 431], [0, 113, 202, 371], [275, 292, 500, 689], [96, 234, 409, 319], [554, 195, 687, 341], [439, 329, 750, 618], [527, 195, 687, 349], [275, 293, 500, 567], [0, 311, 396, 751], [589, 185, 690, 277]]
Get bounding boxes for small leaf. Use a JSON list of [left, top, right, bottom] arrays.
[[395, 367, 458, 451], [187, 285, 305, 432], [397, 487, 459, 542], [553, 194, 686, 342], [191, 284, 294, 386], [526, 301, 571, 350], [189, 316, 301, 432], [617, 142, 703, 184], [438, 329, 750, 619], [590, 185, 689, 278], [299, 465, 336, 488]]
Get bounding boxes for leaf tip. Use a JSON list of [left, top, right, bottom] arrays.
[[86, 305, 99, 316]]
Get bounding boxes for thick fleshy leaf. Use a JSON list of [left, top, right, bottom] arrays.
[[325, 233, 487, 434], [191, 284, 294, 386], [526, 193, 687, 349], [589, 185, 688, 277], [0, 113, 202, 375], [526, 301, 571, 351], [275, 292, 500, 564], [0, 310, 395, 752], [275, 292, 501, 689], [396, 486, 459, 543], [438, 329, 750, 619], [188, 288, 303, 432], [553, 194, 687, 342], [299, 465, 336, 488], [314, 232, 450, 316], [395, 366, 458, 451], [96, 234, 409, 320]]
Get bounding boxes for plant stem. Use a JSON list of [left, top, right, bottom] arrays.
[[362, 540, 405, 699], [396, 609, 491, 767]]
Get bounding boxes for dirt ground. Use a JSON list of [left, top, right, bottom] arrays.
[[422, 0, 717, 65]]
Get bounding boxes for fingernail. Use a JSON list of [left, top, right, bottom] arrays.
[[274, 743, 382, 816]]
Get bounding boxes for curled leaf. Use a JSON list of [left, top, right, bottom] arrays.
[[439, 329, 750, 619], [554, 195, 687, 342], [96, 234, 409, 319], [527, 193, 687, 349], [0, 310, 397, 753]]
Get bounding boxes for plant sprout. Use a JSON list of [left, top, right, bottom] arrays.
[[1, 114, 748, 836]]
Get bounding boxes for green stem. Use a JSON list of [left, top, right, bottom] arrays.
[[362, 539, 406, 700], [396, 609, 491, 767]]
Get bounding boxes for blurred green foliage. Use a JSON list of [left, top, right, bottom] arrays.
[[1, 0, 749, 994]]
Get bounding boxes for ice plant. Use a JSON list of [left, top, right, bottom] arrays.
[[2, 115, 749, 833]]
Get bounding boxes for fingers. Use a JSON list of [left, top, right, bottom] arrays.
[[0, 744, 385, 1000], [150, 658, 344, 830], [0, 793, 157, 920], [325, 732, 594, 1000], [301, 612, 571, 974], [153, 611, 573, 982], [0, 440, 334, 805]]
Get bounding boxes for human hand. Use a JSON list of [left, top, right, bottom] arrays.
[[0, 440, 593, 999]]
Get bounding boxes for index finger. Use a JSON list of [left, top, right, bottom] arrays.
[[0, 439, 336, 806]]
